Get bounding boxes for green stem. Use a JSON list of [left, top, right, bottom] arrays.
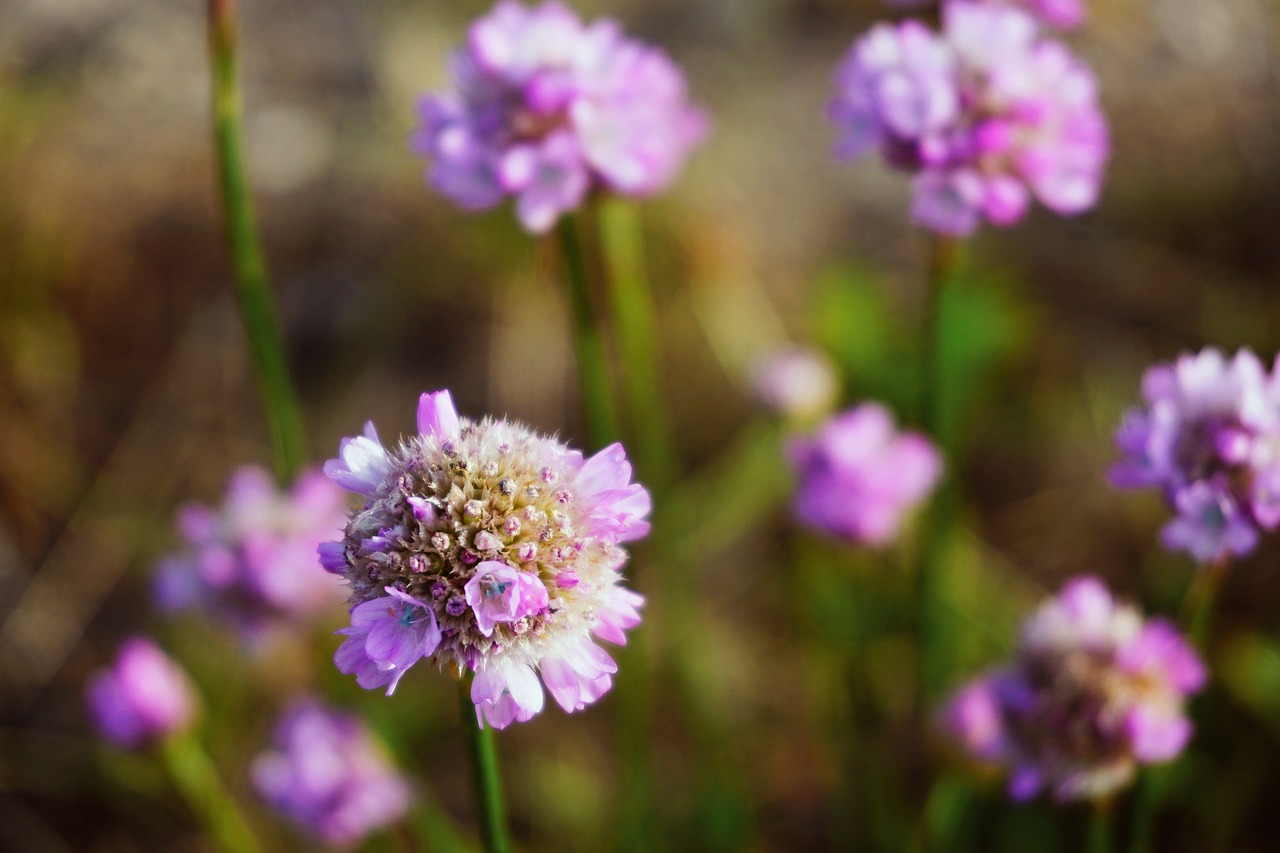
[[1089, 804, 1114, 853], [557, 213, 621, 449], [1129, 557, 1230, 851], [596, 198, 678, 490], [459, 679, 512, 853], [160, 732, 263, 853], [208, 0, 307, 482]]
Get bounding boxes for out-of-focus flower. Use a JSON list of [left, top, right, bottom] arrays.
[[412, 0, 707, 233], [787, 402, 942, 545], [153, 466, 349, 639], [830, 1, 1107, 235], [323, 390, 648, 729], [86, 637, 196, 749], [1110, 347, 1280, 563], [940, 576, 1205, 802], [252, 699, 410, 847], [750, 346, 840, 421], [884, 0, 1085, 31]]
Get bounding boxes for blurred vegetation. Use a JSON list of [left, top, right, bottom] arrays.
[[2, 0, 1280, 850]]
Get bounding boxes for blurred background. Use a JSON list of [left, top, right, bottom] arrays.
[[2, 0, 1280, 849]]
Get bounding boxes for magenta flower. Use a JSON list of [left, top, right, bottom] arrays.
[[153, 466, 349, 639], [830, 1, 1107, 235], [1110, 347, 1280, 563], [252, 699, 410, 847], [940, 576, 1205, 802], [323, 390, 648, 728], [788, 402, 942, 545], [86, 637, 196, 749], [412, 1, 707, 233]]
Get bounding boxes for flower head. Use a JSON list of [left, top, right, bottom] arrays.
[[1110, 347, 1280, 563], [830, 1, 1107, 234], [750, 346, 840, 421], [252, 699, 410, 847], [86, 637, 196, 749], [788, 402, 942, 545], [323, 390, 648, 728], [153, 466, 349, 640], [940, 576, 1205, 802], [412, 0, 707, 233]]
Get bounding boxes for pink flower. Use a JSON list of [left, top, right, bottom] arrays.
[[86, 637, 196, 749], [324, 390, 647, 728]]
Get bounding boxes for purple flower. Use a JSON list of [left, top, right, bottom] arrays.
[[940, 576, 1205, 802], [153, 466, 349, 640], [788, 402, 942, 545], [252, 699, 410, 847], [831, 1, 1107, 235], [750, 346, 839, 421], [323, 390, 648, 728], [1110, 347, 1280, 563], [413, 1, 707, 233], [334, 588, 442, 696], [86, 637, 196, 749]]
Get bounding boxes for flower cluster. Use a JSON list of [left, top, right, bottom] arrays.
[[886, 0, 1085, 31], [153, 466, 349, 640], [788, 402, 942, 545], [830, 0, 1107, 235], [1110, 348, 1280, 563], [941, 576, 1204, 802], [323, 390, 648, 728], [252, 699, 410, 847], [412, 0, 707, 233], [86, 637, 197, 750]]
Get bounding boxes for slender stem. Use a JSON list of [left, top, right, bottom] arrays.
[[160, 732, 263, 853], [459, 679, 512, 853], [1129, 556, 1230, 851], [1088, 803, 1114, 853], [915, 235, 966, 703], [557, 213, 621, 449], [596, 198, 678, 490], [208, 0, 307, 482]]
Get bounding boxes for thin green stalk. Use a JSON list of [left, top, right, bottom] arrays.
[[1089, 803, 1114, 853], [1129, 556, 1230, 852], [208, 0, 307, 482], [459, 679, 512, 853], [160, 732, 263, 853], [596, 198, 678, 490]]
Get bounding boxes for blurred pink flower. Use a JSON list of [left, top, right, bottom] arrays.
[[86, 637, 196, 749]]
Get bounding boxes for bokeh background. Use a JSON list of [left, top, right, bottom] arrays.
[[3, 0, 1280, 849]]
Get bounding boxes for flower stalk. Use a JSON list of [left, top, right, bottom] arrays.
[[161, 731, 263, 853], [558, 212, 621, 448], [459, 677, 512, 853], [207, 0, 307, 482]]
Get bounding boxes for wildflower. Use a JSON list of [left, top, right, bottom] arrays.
[[787, 402, 942, 545], [323, 390, 648, 728], [412, 0, 707, 233], [153, 466, 349, 639], [86, 637, 196, 749], [252, 699, 410, 847], [750, 346, 840, 421], [830, 1, 1107, 234], [941, 576, 1205, 802], [885, 0, 1086, 31], [1110, 347, 1280, 563]]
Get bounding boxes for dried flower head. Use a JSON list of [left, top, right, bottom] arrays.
[[412, 0, 707, 233], [153, 466, 348, 640], [941, 576, 1205, 802], [253, 699, 410, 847], [86, 637, 196, 749], [1110, 347, 1280, 563], [323, 390, 648, 728]]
